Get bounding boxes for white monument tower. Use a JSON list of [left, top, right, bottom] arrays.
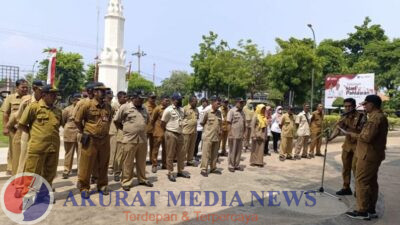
[[98, 0, 127, 94]]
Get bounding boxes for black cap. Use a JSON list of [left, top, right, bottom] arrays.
[[171, 92, 183, 100], [362, 95, 382, 108], [41, 85, 59, 93], [93, 82, 110, 90], [72, 93, 82, 99], [32, 80, 45, 88], [209, 96, 221, 102], [235, 97, 245, 102], [85, 82, 95, 90], [149, 92, 157, 98], [128, 90, 146, 99]]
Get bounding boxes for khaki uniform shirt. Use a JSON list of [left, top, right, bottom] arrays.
[[62, 104, 79, 142], [243, 106, 255, 127], [355, 110, 388, 162], [182, 104, 199, 135], [19, 99, 62, 153], [280, 113, 296, 138], [295, 111, 311, 136], [114, 102, 148, 144], [151, 105, 167, 137], [251, 115, 266, 140], [1, 92, 24, 129], [201, 108, 222, 142], [145, 102, 156, 134], [161, 105, 184, 134], [74, 99, 112, 138], [219, 106, 229, 131], [338, 111, 364, 152], [310, 110, 324, 133], [227, 107, 246, 139], [7, 94, 38, 129], [109, 102, 120, 135]]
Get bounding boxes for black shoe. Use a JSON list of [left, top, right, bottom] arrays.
[[122, 186, 131, 191], [200, 171, 208, 177], [315, 153, 324, 157], [210, 169, 222, 174], [168, 174, 176, 182], [62, 173, 69, 179], [177, 172, 190, 179], [81, 190, 91, 199], [228, 168, 235, 172], [336, 188, 352, 196], [161, 165, 167, 170], [279, 155, 286, 161], [301, 155, 307, 158], [219, 152, 228, 157], [345, 211, 370, 220], [367, 209, 378, 219], [234, 167, 243, 171], [286, 156, 293, 160], [151, 166, 157, 173], [98, 186, 110, 195], [114, 174, 120, 182], [139, 181, 153, 187], [294, 155, 301, 160]]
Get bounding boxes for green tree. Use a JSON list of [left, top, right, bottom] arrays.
[[36, 48, 85, 101], [127, 72, 155, 93], [85, 64, 96, 83], [157, 71, 193, 97]]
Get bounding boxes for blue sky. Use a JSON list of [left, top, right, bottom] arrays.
[[0, 0, 399, 85]]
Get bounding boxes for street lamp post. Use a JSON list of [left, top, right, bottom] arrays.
[[307, 24, 316, 110]]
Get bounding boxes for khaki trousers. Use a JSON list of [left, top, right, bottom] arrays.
[[151, 136, 166, 167], [279, 137, 293, 158], [228, 138, 243, 169], [295, 135, 310, 157], [17, 131, 29, 174], [309, 132, 322, 155], [200, 140, 219, 172], [244, 126, 251, 149], [11, 129, 22, 175], [7, 130, 15, 171], [24, 151, 59, 186], [64, 141, 79, 174], [164, 130, 184, 174], [108, 134, 117, 168], [356, 158, 381, 212], [77, 136, 110, 191], [219, 130, 228, 153], [147, 133, 154, 162], [113, 142, 123, 175], [342, 149, 357, 189], [183, 133, 197, 162], [121, 142, 148, 187]]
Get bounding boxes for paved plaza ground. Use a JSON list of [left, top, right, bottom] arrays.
[[0, 132, 399, 225]]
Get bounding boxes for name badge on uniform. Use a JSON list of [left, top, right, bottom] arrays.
[[102, 116, 109, 122]]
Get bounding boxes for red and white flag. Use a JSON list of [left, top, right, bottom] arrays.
[[47, 49, 57, 87]]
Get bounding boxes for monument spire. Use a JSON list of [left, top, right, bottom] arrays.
[[98, 0, 127, 95]]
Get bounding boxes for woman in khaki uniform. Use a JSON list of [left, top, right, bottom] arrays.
[[250, 104, 267, 167]]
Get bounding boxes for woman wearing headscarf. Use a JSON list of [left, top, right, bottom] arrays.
[[250, 104, 267, 167], [270, 106, 283, 153]]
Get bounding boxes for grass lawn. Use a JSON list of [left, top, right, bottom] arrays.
[[0, 112, 9, 147]]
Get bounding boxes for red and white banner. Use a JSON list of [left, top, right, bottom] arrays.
[[324, 73, 375, 109], [47, 49, 57, 87]]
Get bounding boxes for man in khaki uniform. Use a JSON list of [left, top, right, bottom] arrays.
[[61, 93, 81, 179], [6, 80, 44, 175], [227, 98, 246, 172], [1, 79, 29, 175], [200, 96, 222, 177], [329, 98, 364, 196], [161, 92, 190, 182], [145, 93, 157, 162], [114, 90, 153, 191], [182, 96, 199, 166], [219, 99, 229, 156], [243, 101, 254, 151], [108, 91, 127, 181], [294, 103, 311, 160], [346, 95, 388, 220], [18, 85, 62, 189], [150, 95, 170, 173], [75, 84, 112, 199], [309, 103, 324, 157], [279, 106, 296, 161]]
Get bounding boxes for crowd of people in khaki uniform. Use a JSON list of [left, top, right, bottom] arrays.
[[1, 79, 389, 220]]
